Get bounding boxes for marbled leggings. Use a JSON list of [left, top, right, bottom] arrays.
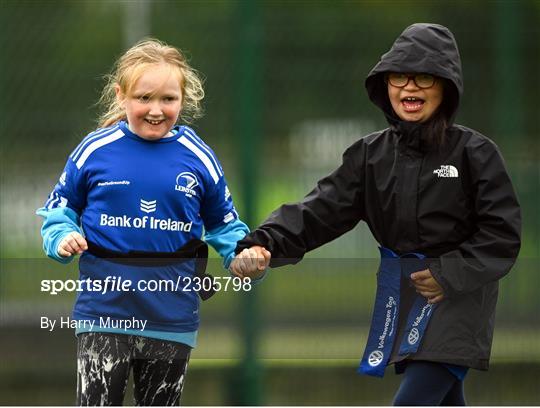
[[76, 332, 191, 406]]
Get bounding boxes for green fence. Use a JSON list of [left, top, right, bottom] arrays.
[[1, 0, 539, 405]]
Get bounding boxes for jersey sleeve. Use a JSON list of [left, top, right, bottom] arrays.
[[35, 206, 83, 263], [204, 218, 249, 269], [41, 156, 87, 215], [200, 168, 241, 232], [37, 149, 88, 263], [177, 126, 241, 231]]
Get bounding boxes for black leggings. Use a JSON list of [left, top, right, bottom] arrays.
[[393, 361, 466, 406], [76, 332, 191, 406]]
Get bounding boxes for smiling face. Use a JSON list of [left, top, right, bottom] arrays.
[[116, 63, 183, 140], [387, 74, 444, 123]]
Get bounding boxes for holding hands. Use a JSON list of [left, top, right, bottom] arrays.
[[230, 246, 271, 280], [58, 231, 88, 257], [410, 269, 444, 304]]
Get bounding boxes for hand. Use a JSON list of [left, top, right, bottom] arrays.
[[57, 232, 88, 257], [410, 268, 444, 304], [229, 246, 271, 280]]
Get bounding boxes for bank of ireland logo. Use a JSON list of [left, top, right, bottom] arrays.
[[408, 328, 420, 345], [368, 350, 384, 367], [433, 165, 459, 178], [175, 172, 199, 198], [140, 199, 157, 213]]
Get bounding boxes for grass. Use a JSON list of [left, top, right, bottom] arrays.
[[188, 325, 540, 365]]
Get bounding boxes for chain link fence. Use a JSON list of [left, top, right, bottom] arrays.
[[1, 0, 539, 405]]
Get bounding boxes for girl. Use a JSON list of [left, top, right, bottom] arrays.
[[233, 23, 521, 405], [37, 39, 249, 406]]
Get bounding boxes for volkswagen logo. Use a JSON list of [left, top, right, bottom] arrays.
[[408, 328, 420, 345], [368, 350, 384, 367]]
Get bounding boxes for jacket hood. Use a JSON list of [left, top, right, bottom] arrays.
[[365, 23, 463, 127]]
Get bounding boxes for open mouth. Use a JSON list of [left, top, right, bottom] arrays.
[[145, 119, 164, 125], [401, 97, 425, 112]]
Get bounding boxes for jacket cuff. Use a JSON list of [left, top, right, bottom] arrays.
[[427, 258, 455, 299], [235, 230, 272, 254]]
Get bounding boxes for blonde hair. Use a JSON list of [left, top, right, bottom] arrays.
[[98, 38, 204, 127]]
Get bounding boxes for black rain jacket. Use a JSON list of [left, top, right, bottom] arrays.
[[236, 23, 521, 370]]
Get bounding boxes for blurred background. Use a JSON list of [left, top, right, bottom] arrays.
[[1, 0, 539, 405]]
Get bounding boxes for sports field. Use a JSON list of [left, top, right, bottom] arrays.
[[1, 0, 539, 405]]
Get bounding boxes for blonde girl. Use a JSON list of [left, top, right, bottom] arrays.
[[38, 39, 250, 406]]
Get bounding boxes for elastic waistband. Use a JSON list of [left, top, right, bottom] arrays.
[[85, 239, 215, 301], [86, 239, 208, 267]]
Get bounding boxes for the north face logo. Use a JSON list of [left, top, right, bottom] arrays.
[[433, 165, 459, 178]]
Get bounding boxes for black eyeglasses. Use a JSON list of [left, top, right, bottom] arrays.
[[387, 73, 436, 89]]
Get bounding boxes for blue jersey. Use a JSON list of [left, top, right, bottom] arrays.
[[46, 121, 238, 251], [41, 121, 243, 333]]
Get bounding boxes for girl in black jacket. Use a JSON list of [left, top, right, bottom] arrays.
[[232, 23, 521, 406]]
